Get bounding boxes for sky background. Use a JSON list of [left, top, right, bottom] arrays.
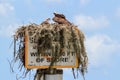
[[0, 0, 120, 80]]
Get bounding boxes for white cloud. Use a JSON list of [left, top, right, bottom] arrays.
[[47, 0, 61, 2], [116, 8, 120, 17], [80, 0, 90, 5], [0, 25, 19, 37], [86, 34, 120, 67], [74, 15, 109, 30], [37, 0, 62, 3], [0, 2, 19, 37], [0, 3, 14, 16]]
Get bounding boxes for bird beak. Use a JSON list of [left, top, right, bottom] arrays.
[[53, 13, 56, 15]]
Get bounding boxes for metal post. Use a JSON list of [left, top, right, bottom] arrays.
[[35, 69, 63, 80]]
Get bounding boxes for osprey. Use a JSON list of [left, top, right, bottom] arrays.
[[52, 12, 71, 25], [53, 13, 66, 19]]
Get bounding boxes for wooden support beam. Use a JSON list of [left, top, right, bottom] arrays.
[[35, 69, 63, 80]]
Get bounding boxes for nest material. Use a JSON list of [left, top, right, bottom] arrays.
[[13, 23, 88, 79]]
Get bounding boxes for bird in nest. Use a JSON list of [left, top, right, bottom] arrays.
[[52, 12, 71, 25], [41, 18, 50, 25]]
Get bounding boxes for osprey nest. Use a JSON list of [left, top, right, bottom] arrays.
[[13, 13, 88, 79]]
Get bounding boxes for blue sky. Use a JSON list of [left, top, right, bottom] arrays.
[[0, 0, 120, 80]]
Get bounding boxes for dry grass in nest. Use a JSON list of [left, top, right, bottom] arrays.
[[12, 23, 88, 80]]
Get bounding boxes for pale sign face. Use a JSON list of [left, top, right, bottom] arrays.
[[25, 31, 78, 69]]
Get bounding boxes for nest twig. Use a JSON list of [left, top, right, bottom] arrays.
[[12, 22, 88, 79]]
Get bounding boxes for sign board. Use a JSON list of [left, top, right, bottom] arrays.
[[25, 31, 78, 69]]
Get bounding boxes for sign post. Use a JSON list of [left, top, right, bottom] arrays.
[[34, 69, 63, 80], [25, 31, 78, 80], [25, 31, 78, 69], [24, 27, 79, 80]]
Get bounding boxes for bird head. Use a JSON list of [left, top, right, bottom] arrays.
[[53, 12, 58, 16]]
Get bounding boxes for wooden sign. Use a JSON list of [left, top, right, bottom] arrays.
[[25, 31, 78, 69]]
